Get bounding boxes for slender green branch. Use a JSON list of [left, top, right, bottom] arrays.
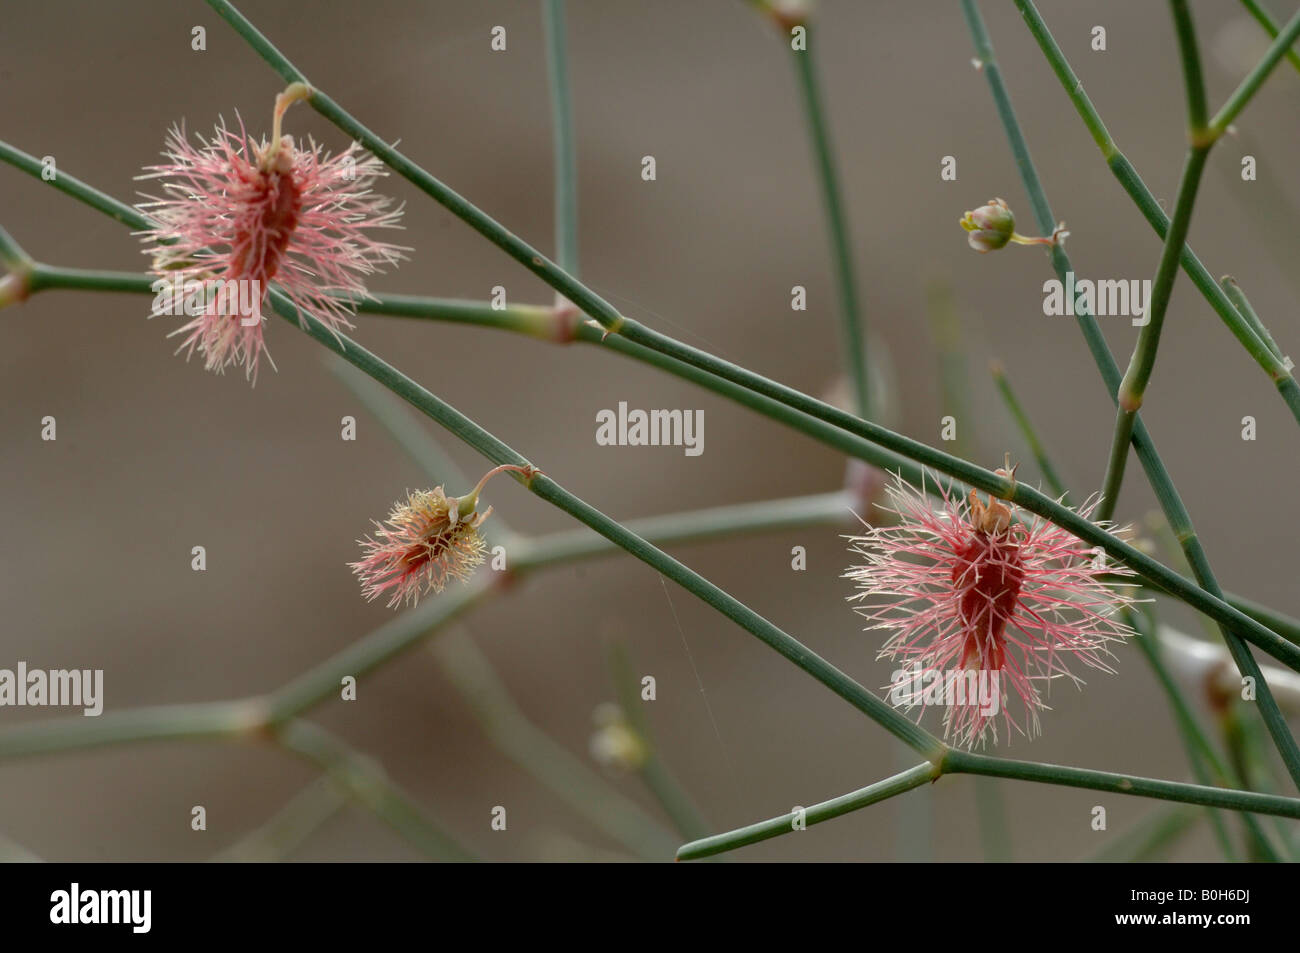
[[1210, 5, 1300, 135], [682, 742, 1300, 861], [272, 719, 475, 861], [268, 578, 492, 722], [542, 0, 579, 278], [676, 762, 938, 861], [945, 749, 1300, 819], [1097, 1, 1210, 523], [0, 223, 31, 269], [1013, 0, 1300, 418], [1221, 276, 1288, 366], [0, 698, 267, 759], [325, 358, 510, 547], [968, 0, 1300, 790], [1097, 151, 1210, 519], [1239, 0, 1300, 74], [509, 490, 854, 569], [790, 21, 870, 418], [1227, 591, 1300, 647], [1171, 0, 1209, 131]]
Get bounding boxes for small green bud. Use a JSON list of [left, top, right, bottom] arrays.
[[960, 197, 1015, 252]]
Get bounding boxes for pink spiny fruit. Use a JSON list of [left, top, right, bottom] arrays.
[[351, 465, 536, 609], [135, 84, 404, 382], [844, 468, 1138, 748], [351, 486, 491, 609]]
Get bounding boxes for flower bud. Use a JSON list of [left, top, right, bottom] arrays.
[[960, 197, 1016, 252]]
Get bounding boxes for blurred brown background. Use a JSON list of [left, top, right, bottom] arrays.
[[1, 0, 1297, 861]]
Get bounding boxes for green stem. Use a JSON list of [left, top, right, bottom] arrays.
[[1097, 2, 1210, 522], [0, 223, 31, 269], [1239, 0, 1300, 74], [968, 0, 1300, 791], [510, 490, 853, 569], [325, 358, 510, 547], [1221, 275, 1288, 365], [268, 578, 492, 722], [682, 741, 1300, 861], [1210, 5, 1300, 135], [676, 762, 938, 861], [791, 24, 870, 418], [1013, 0, 1300, 419], [945, 748, 1300, 819], [542, 0, 579, 278]]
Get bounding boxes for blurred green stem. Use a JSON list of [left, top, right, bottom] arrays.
[[432, 630, 680, 859], [211, 777, 345, 863], [1239, 0, 1300, 73], [273, 719, 475, 861], [542, 0, 579, 278], [790, 21, 870, 418], [607, 642, 712, 843]]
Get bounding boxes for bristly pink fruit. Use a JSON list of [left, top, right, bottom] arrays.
[[350, 487, 491, 609], [844, 469, 1137, 748], [136, 86, 404, 382], [351, 465, 536, 609]]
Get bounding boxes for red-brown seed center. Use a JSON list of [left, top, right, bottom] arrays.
[[231, 166, 302, 284], [951, 530, 1024, 671]]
